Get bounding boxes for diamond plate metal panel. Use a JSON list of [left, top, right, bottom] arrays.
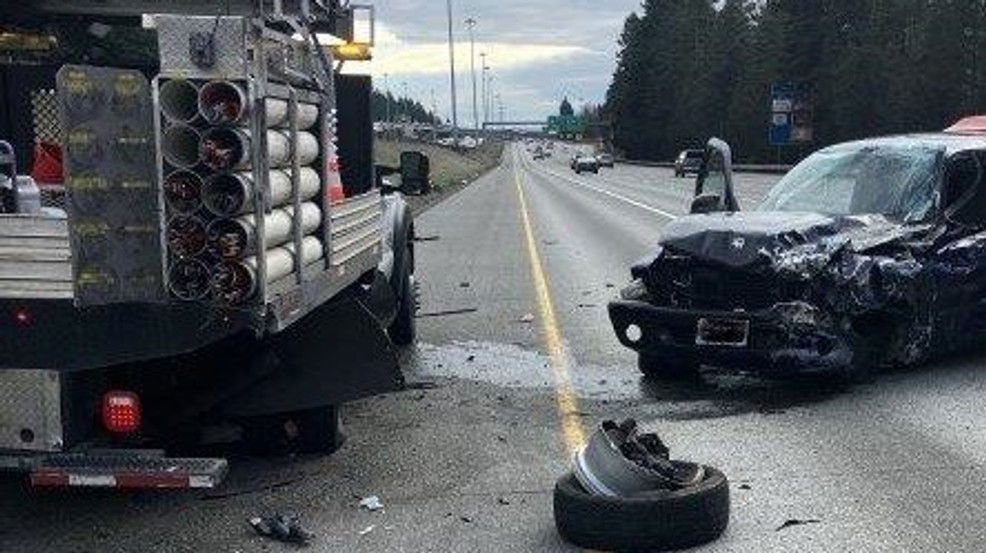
[[0, 370, 63, 452], [155, 15, 249, 79]]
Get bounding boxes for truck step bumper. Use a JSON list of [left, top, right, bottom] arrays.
[[28, 452, 228, 489]]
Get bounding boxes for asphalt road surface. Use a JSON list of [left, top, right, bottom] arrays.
[[4, 143, 986, 552]]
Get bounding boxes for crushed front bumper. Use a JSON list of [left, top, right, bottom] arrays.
[[608, 293, 853, 375]]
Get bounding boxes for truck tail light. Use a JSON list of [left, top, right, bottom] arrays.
[[102, 391, 141, 434]]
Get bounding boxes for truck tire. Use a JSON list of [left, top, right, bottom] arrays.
[[388, 245, 416, 346], [241, 406, 344, 455], [553, 469, 729, 551], [292, 405, 345, 454], [638, 352, 700, 380]]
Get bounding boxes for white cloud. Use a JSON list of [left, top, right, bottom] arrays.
[[343, 22, 590, 77]]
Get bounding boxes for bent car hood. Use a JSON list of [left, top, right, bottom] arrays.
[[659, 211, 928, 268]]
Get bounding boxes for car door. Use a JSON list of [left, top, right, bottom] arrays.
[[692, 138, 739, 213]]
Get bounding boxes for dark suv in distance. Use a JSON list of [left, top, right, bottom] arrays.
[[609, 123, 986, 382], [674, 149, 704, 177]]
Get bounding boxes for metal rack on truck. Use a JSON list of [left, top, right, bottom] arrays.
[[0, 0, 422, 489]]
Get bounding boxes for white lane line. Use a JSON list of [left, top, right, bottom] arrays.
[[523, 156, 679, 220]]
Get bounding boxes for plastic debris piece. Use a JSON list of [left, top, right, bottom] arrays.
[[359, 495, 384, 512], [359, 525, 375, 536], [519, 313, 535, 323]]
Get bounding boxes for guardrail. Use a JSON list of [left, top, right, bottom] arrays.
[[617, 158, 793, 175]]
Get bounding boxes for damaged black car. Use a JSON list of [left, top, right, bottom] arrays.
[[609, 129, 986, 380]]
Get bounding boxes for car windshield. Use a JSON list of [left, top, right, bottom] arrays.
[[758, 142, 943, 221]]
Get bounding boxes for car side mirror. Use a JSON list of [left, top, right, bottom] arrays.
[[690, 193, 721, 214], [400, 151, 431, 195]]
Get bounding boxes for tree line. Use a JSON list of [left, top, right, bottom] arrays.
[[371, 90, 442, 125], [605, 0, 986, 163]]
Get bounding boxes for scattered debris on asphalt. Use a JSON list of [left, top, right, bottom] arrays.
[[458, 281, 470, 288], [776, 519, 821, 531], [578, 303, 597, 308], [519, 313, 535, 323], [416, 307, 479, 319], [738, 484, 752, 490], [466, 355, 475, 362], [405, 380, 440, 390], [359, 525, 375, 536], [248, 513, 314, 544], [359, 496, 384, 512], [413, 235, 441, 242], [497, 497, 511, 506], [460, 516, 473, 523]]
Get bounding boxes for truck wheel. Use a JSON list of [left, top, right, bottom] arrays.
[[292, 405, 345, 454], [638, 352, 699, 380], [388, 246, 417, 346], [241, 406, 344, 455]]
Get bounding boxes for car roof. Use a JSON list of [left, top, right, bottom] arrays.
[[823, 133, 986, 156]]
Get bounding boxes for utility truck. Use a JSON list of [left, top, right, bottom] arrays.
[[0, 0, 424, 489]]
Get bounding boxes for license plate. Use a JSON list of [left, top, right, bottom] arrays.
[[695, 318, 750, 347]]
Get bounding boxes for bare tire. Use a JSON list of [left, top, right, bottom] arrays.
[[388, 246, 416, 346], [638, 352, 700, 380], [553, 469, 729, 551]]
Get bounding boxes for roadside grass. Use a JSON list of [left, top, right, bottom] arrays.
[[374, 138, 505, 214]]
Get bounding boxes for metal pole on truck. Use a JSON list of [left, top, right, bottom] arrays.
[[446, 0, 459, 144]]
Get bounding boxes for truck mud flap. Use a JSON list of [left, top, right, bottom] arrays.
[[219, 294, 404, 418]]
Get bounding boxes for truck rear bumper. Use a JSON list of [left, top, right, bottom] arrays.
[[1, 449, 227, 489]]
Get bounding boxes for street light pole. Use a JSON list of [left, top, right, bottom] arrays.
[[480, 53, 487, 127], [465, 17, 478, 132], [446, 0, 459, 141]]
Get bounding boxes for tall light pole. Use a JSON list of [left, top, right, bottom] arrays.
[[487, 75, 495, 129], [465, 17, 478, 132], [446, 0, 459, 140], [480, 53, 488, 126]]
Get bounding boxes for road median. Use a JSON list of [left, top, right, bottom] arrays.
[[618, 158, 792, 175]]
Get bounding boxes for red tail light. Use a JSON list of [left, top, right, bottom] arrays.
[[102, 391, 141, 434]]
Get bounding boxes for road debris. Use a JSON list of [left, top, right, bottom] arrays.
[[359, 496, 384, 512], [413, 235, 441, 242], [248, 513, 314, 544], [458, 281, 471, 288], [358, 525, 375, 536], [776, 519, 821, 531], [496, 497, 511, 506], [738, 483, 751, 490], [405, 380, 440, 390], [416, 307, 479, 319], [466, 355, 475, 362], [460, 516, 473, 523], [519, 313, 535, 323]]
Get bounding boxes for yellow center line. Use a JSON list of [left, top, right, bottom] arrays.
[[511, 147, 587, 455]]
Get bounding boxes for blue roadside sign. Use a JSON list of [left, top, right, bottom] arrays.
[[770, 82, 812, 146]]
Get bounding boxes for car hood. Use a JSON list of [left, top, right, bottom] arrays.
[[659, 211, 930, 269]]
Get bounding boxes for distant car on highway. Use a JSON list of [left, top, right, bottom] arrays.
[[572, 155, 599, 174], [610, 123, 986, 382], [596, 153, 615, 168], [674, 149, 703, 177]]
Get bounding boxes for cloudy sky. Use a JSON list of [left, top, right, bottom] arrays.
[[343, 0, 642, 126]]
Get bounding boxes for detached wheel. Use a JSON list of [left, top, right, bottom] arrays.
[[388, 245, 417, 346], [554, 469, 729, 551], [638, 352, 700, 380]]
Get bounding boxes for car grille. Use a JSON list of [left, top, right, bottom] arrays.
[[649, 255, 778, 310]]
